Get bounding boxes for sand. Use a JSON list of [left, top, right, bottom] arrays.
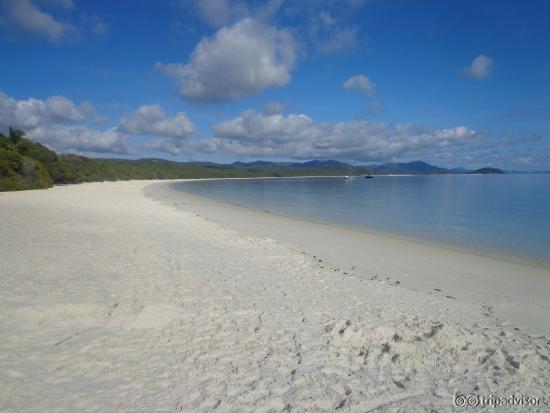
[[1, 180, 549, 412]]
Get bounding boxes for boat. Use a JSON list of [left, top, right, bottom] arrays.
[[365, 175, 374, 179], [344, 165, 353, 179]]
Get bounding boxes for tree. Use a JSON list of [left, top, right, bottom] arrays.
[[9, 127, 25, 145], [0, 132, 9, 149]]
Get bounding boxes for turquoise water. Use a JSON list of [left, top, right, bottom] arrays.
[[175, 175, 550, 264]]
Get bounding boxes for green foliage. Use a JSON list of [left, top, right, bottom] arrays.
[[0, 146, 53, 191], [14, 139, 77, 183], [9, 127, 25, 145], [20, 157, 53, 189], [0, 148, 24, 190], [0, 174, 25, 191], [0, 133, 11, 149], [0, 148, 23, 172], [0, 128, 353, 192], [16, 139, 58, 163]]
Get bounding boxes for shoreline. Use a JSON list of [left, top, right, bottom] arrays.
[[171, 178, 550, 271], [147, 180, 550, 335], [1, 180, 549, 412]]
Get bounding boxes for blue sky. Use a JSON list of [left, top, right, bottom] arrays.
[[1, 0, 549, 170]]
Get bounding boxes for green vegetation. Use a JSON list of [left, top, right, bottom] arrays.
[[0, 129, 507, 192], [1, 129, 54, 191], [0, 129, 352, 191]]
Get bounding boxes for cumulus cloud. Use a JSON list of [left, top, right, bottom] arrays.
[[343, 74, 375, 95], [0, 92, 201, 155], [0, 91, 127, 154], [0, 0, 75, 41], [192, 109, 480, 161], [28, 125, 128, 154], [156, 18, 296, 103], [144, 138, 191, 156], [118, 105, 195, 139], [0, 91, 89, 129], [175, 1, 363, 60], [461, 54, 493, 80]]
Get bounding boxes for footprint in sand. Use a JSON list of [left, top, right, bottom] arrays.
[[129, 304, 186, 329]]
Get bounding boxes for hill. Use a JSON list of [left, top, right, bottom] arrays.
[[0, 129, 509, 191], [0, 130, 356, 191], [468, 167, 505, 174], [365, 160, 449, 175]]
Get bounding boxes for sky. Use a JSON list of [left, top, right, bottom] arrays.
[[1, 0, 549, 170]]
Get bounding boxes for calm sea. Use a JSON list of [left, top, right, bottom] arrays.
[[175, 174, 550, 265]]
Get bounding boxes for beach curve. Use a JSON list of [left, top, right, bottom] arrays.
[[0, 180, 549, 412]]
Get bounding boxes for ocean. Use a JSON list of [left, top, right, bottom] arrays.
[[175, 174, 550, 265]]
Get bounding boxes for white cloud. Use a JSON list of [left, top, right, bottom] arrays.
[[0, 91, 127, 154], [156, 18, 296, 103], [213, 110, 313, 143], [343, 74, 376, 95], [461, 54, 493, 80], [145, 138, 190, 156], [42, 96, 87, 121], [0, 0, 75, 42], [0, 92, 89, 130], [118, 105, 195, 139], [0, 92, 201, 155], [176, 1, 364, 58], [28, 125, 128, 154], [192, 110, 480, 161]]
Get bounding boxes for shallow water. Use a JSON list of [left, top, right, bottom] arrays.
[[175, 174, 550, 264]]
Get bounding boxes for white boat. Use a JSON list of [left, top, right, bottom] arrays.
[[344, 165, 353, 179]]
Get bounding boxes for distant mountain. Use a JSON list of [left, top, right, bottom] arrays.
[[232, 160, 454, 174], [289, 160, 348, 168], [232, 159, 348, 169], [235, 160, 510, 175], [468, 167, 505, 174], [232, 160, 281, 167], [366, 160, 449, 175], [1, 129, 517, 192]]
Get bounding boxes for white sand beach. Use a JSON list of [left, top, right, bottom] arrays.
[[1, 180, 549, 412]]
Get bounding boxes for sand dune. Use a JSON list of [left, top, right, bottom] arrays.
[[1, 180, 549, 412]]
